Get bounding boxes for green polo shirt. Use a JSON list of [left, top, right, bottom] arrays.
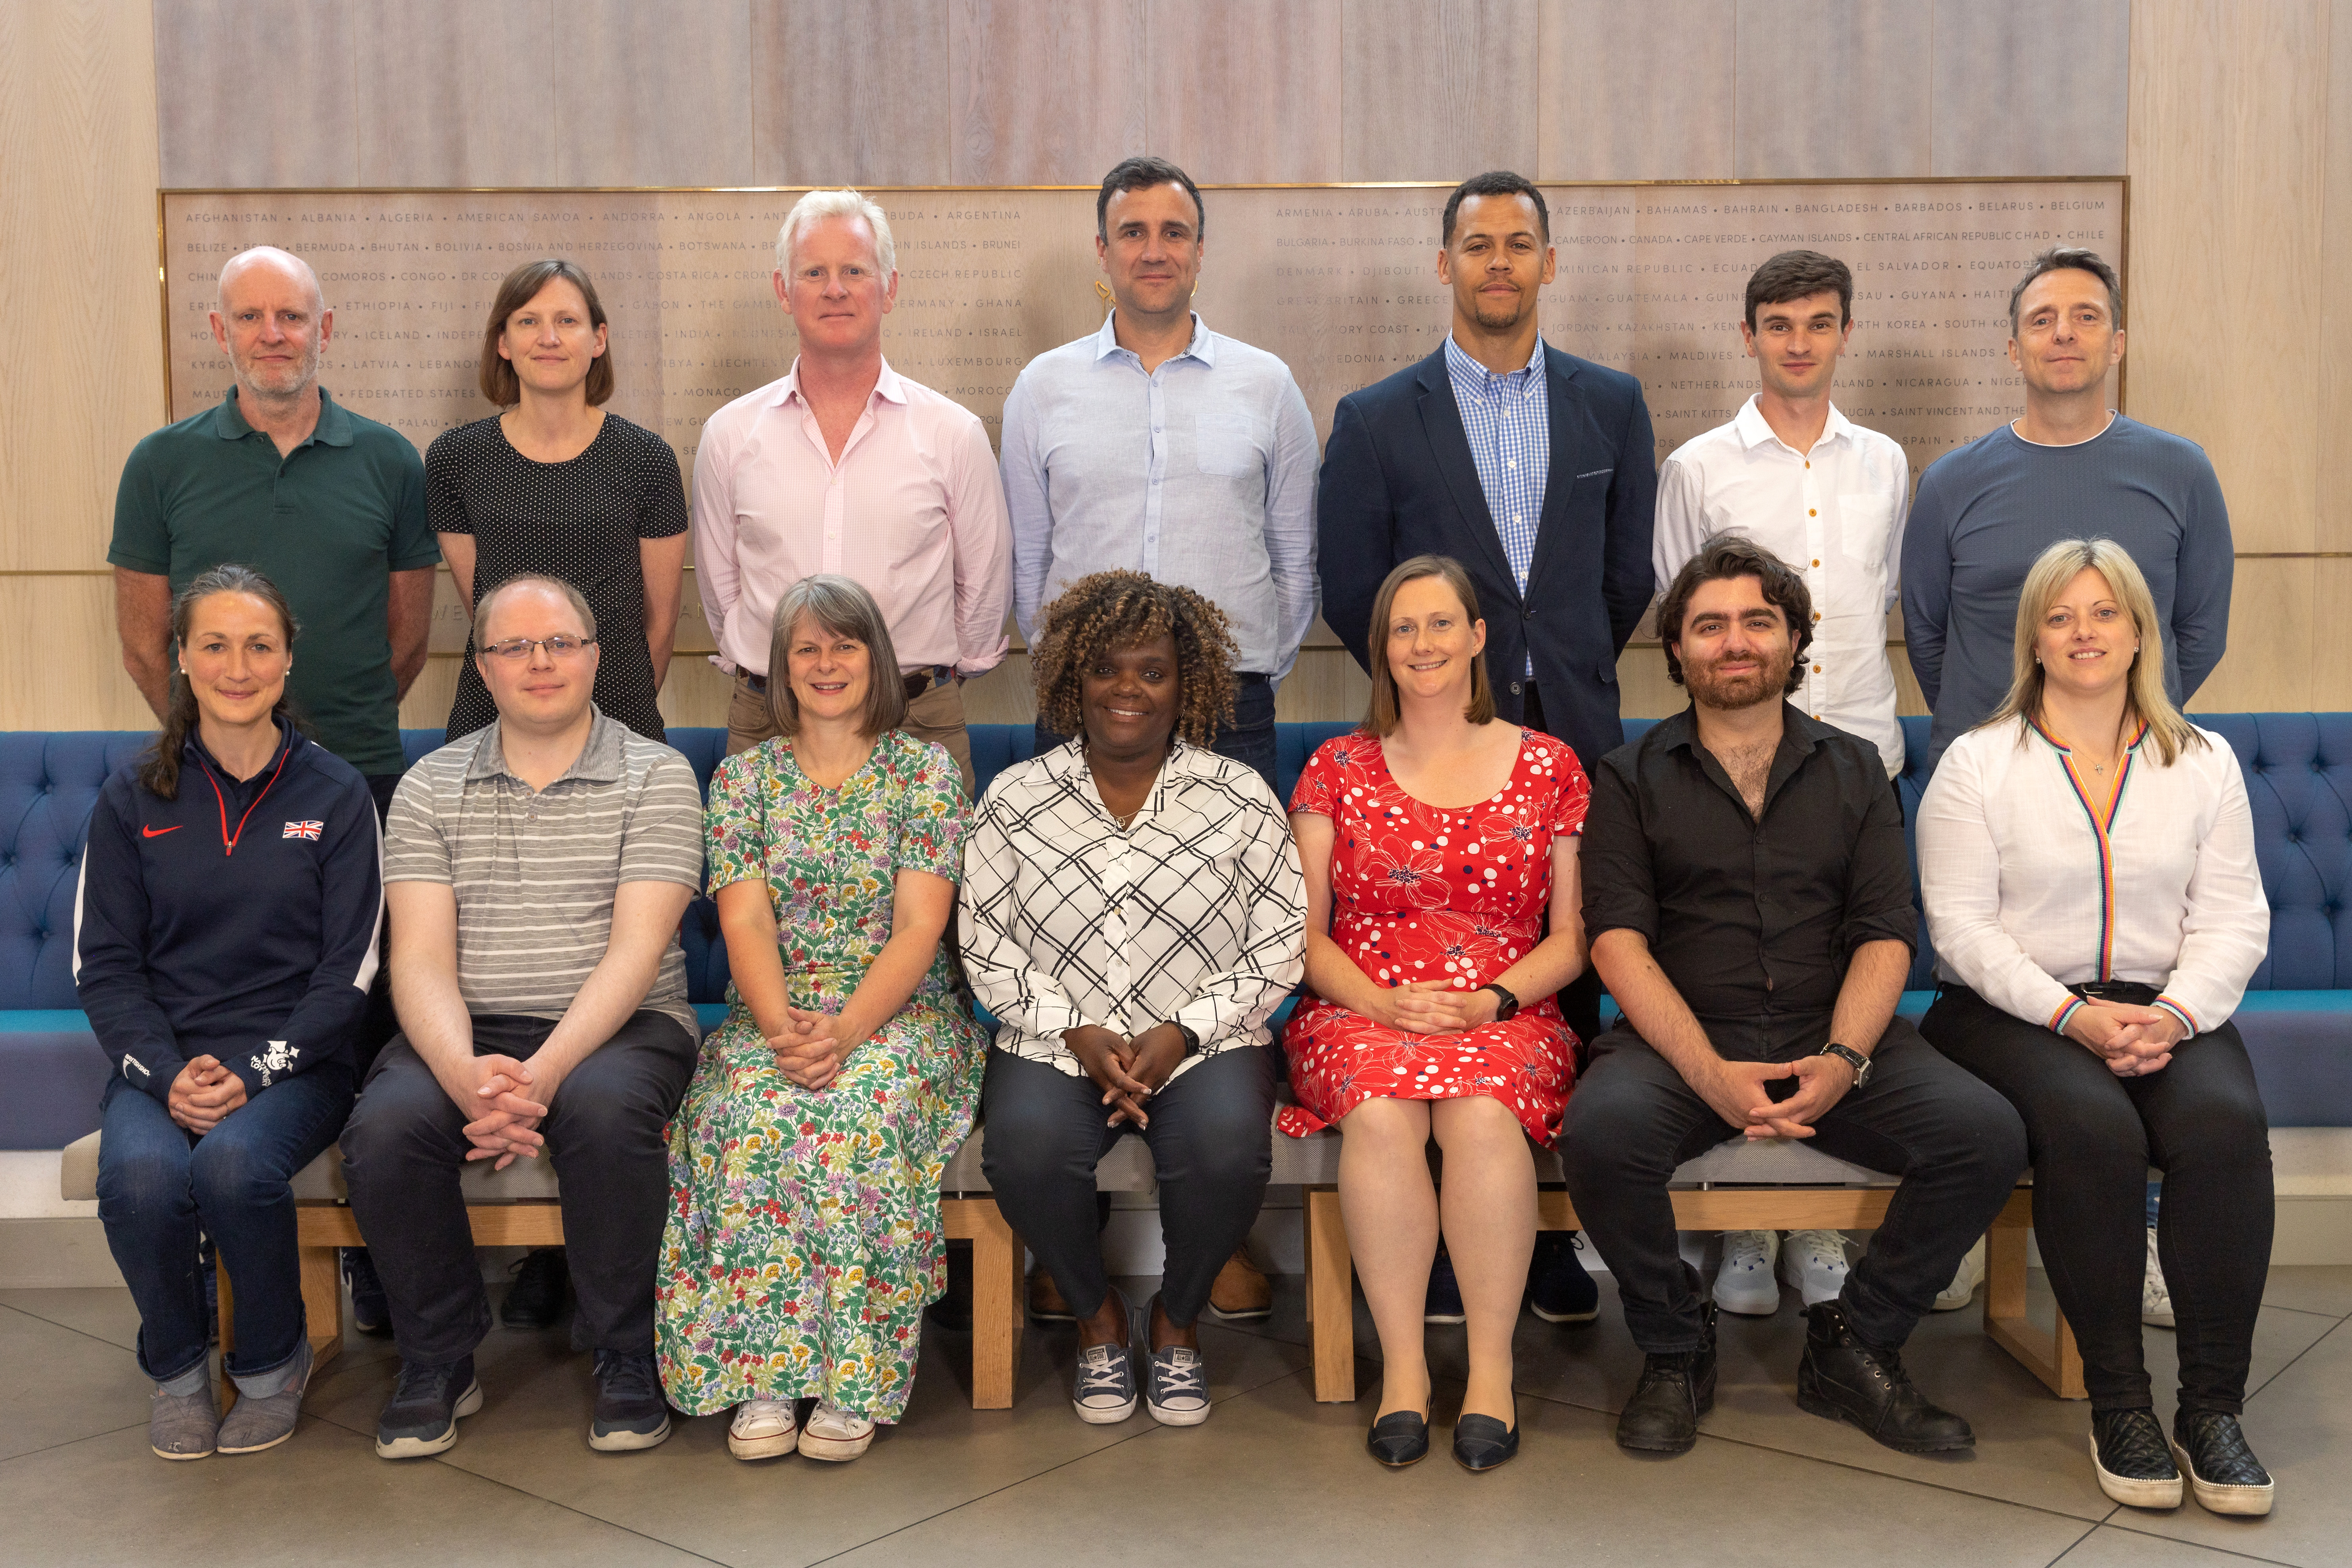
[[110, 388, 439, 776]]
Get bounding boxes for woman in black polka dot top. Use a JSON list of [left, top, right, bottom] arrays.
[[428, 259, 687, 744]]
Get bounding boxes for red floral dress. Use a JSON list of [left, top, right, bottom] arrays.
[[1278, 728, 1590, 1145]]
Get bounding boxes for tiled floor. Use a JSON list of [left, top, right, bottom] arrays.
[[4, 1266, 2346, 1568]]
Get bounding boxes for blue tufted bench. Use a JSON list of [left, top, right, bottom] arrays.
[[16, 717, 2352, 1406]]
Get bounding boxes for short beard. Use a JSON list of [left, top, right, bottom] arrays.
[[1685, 659, 1786, 712], [1470, 291, 1530, 332], [235, 345, 319, 403]]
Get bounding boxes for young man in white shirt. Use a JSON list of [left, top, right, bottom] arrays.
[[1651, 251, 1922, 1320]]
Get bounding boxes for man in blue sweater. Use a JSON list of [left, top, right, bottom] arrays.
[[1901, 247, 2232, 774]]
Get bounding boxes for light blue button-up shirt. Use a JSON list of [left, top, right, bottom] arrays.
[[1442, 330, 1550, 596], [1000, 312, 1320, 679]]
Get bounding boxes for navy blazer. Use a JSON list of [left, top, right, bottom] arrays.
[[1316, 342, 1657, 780]]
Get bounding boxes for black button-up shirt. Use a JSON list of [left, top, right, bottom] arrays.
[[1582, 705, 1915, 1044]]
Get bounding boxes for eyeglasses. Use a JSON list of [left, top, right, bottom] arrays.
[[482, 635, 597, 661]]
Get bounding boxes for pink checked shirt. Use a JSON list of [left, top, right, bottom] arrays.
[[691, 358, 1013, 677]]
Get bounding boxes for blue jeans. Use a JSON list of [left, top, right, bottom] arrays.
[[96, 1067, 353, 1385], [1034, 672, 1279, 798]]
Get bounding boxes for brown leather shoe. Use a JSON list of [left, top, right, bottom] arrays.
[[1028, 1264, 1075, 1323], [1206, 1248, 1273, 1320]]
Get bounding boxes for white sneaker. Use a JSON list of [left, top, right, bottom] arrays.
[[1934, 1238, 1987, 1311], [2142, 1227, 2175, 1328], [1778, 1230, 1850, 1305], [727, 1397, 798, 1460], [1713, 1230, 1782, 1315], [796, 1400, 875, 1461]]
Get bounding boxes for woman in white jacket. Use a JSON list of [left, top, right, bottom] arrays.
[[1918, 537, 2274, 1518]]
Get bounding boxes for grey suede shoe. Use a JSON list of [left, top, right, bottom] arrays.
[[217, 1339, 313, 1456], [150, 1384, 219, 1461]]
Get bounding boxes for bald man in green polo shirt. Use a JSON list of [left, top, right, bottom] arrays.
[[111, 246, 440, 812]]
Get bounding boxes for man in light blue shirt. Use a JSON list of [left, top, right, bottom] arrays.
[[1000, 156, 1319, 791]]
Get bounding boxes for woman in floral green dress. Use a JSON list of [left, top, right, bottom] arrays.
[[656, 575, 986, 1464]]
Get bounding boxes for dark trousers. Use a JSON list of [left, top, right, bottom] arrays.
[[341, 1011, 697, 1365], [1516, 683, 1602, 1049], [1922, 985, 2273, 1414], [980, 1044, 1275, 1327], [96, 1065, 353, 1384], [1035, 671, 1279, 799], [1562, 1016, 2026, 1354]]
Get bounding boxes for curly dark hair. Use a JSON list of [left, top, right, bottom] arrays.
[[1657, 535, 1814, 696], [1030, 570, 1239, 749]]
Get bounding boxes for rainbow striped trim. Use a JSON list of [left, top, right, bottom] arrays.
[[2026, 718, 2148, 981], [2049, 995, 2089, 1034], [2154, 995, 2199, 1037]]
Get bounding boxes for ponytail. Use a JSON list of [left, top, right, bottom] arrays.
[[138, 564, 304, 800]]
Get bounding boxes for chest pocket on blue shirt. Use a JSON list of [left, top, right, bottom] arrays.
[[1187, 412, 1260, 480]]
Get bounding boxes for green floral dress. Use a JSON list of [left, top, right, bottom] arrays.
[[656, 730, 987, 1423]]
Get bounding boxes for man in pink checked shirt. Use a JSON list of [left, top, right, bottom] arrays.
[[693, 188, 1013, 794]]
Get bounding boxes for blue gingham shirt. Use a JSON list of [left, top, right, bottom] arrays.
[[1444, 334, 1549, 676]]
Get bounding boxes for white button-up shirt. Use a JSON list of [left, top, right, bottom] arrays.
[[1653, 396, 1910, 775], [692, 357, 1013, 677], [1918, 718, 2268, 1038]]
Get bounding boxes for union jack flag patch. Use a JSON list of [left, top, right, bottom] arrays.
[[283, 820, 324, 840]]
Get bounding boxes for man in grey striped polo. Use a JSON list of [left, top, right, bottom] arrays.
[[343, 575, 703, 1461]]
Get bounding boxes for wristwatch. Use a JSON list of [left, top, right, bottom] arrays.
[[1171, 1022, 1201, 1055], [1818, 1042, 1872, 1087], [1479, 982, 1520, 1021]]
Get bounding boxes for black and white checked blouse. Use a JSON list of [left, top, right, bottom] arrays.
[[960, 739, 1306, 1081]]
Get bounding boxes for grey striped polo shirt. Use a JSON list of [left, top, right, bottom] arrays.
[[384, 707, 703, 1039]]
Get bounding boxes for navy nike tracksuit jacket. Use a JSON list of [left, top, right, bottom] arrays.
[[73, 722, 385, 1103]]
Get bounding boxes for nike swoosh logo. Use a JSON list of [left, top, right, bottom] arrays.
[[142, 825, 182, 838]]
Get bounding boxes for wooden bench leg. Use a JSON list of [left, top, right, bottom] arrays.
[[301, 1240, 345, 1376], [1983, 1190, 2087, 1399], [945, 1198, 1022, 1410], [1304, 1186, 1356, 1403]]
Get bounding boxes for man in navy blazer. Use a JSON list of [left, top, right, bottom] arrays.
[[1317, 171, 1657, 784]]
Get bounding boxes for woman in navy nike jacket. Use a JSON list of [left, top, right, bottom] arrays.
[[75, 564, 383, 1461]]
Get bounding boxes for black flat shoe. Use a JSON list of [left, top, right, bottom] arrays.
[[2171, 1411, 2274, 1516], [1366, 1409, 1429, 1468], [1453, 1405, 1518, 1472]]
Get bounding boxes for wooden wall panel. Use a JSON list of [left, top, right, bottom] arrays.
[[947, 0, 1148, 185], [556, 0, 755, 187], [1732, 0, 1930, 179], [0, 0, 162, 576], [1146, 0, 1343, 184], [0, 577, 161, 732], [2185, 558, 2316, 715], [2320, 5, 2352, 554], [1931, 0, 2130, 176], [154, 0, 357, 187], [353, 0, 558, 188], [1536, 0, 1735, 181], [1340, 0, 1538, 181], [2127, 0, 2329, 557], [751, 0, 952, 186]]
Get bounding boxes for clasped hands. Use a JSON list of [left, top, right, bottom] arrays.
[[1371, 979, 1503, 1036], [1063, 1022, 1188, 1129], [766, 1004, 861, 1091], [2063, 999, 2185, 1078], [167, 1056, 249, 1134], [1696, 1052, 1857, 1142], [455, 1054, 559, 1170]]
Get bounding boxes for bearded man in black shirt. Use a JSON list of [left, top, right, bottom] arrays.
[[1565, 536, 2026, 1457]]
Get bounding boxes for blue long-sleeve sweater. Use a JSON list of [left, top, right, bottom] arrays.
[[1900, 415, 2233, 774], [73, 722, 384, 1103]]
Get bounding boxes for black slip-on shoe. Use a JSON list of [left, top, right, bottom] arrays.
[[1367, 1409, 1429, 1468], [1795, 1301, 1973, 1454], [374, 1355, 481, 1459], [1453, 1406, 1519, 1472], [2170, 1411, 2274, 1516], [2091, 1407, 2182, 1509]]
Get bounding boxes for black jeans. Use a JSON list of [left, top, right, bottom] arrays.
[[1922, 985, 2274, 1415], [1562, 1015, 2026, 1354], [1034, 672, 1279, 799], [341, 1011, 697, 1365], [980, 1044, 1275, 1327]]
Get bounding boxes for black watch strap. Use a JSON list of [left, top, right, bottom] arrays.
[[1172, 1022, 1201, 1055], [1818, 1042, 1870, 1085], [1480, 982, 1520, 1021]]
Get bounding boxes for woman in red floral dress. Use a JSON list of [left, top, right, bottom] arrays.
[[1284, 556, 1590, 1473]]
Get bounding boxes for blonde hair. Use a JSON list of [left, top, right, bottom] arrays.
[[1983, 537, 2204, 765], [1362, 555, 1494, 736], [775, 189, 897, 279]]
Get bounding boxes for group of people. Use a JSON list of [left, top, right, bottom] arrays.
[[80, 159, 2277, 1517]]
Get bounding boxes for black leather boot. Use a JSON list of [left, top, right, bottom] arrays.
[[1795, 1300, 1973, 1453], [2170, 1411, 2274, 1516], [1615, 1302, 1716, 1455]]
